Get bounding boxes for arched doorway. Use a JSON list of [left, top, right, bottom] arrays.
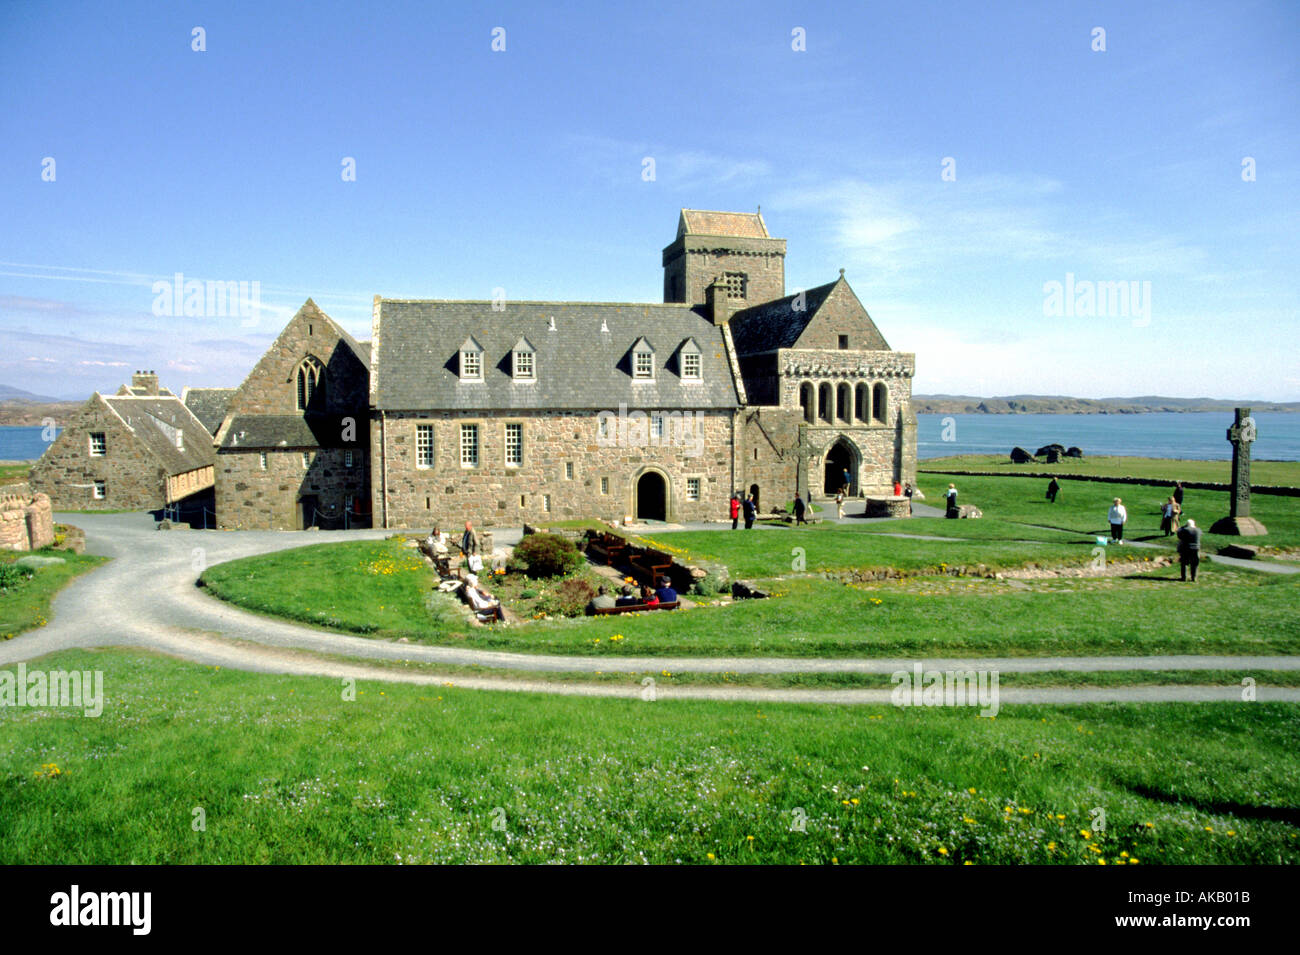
[[823, 438, 859, 495], [635, 471, 667, 521], [749, 483, 760, 513]]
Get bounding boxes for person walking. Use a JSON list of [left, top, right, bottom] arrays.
[[904, 481, 914, 516], [742, 493, 756, 530], [842, 468, 851, 495], [1046, 477, 1060, 503], [1173, 481, 1185, 507], [835, 491, 844, 519], [729, 493, 740, 530], [1177, 518, 1202, 581], [1107, 498, 1127, 543], [945, 483, 958, 517], [793, 494, 808, 525], [1160, 496, 1182, 535]]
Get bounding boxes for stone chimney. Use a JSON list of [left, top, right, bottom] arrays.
[[705, 278, 732, 326], [132, 370, 160, 396]]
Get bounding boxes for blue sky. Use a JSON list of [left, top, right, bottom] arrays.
[[1, 0, 1296, 400]]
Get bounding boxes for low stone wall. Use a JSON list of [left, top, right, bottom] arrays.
[[918, 469, 1300, 497], [0, 491, 55, 551], [866, 495, 909, 518]]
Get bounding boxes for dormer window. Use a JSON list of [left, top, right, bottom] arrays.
[[459, 336, 484, 381], [295, 356, 325, 411], [512, 337, 536, 381], [678, 338, 702, 381], [631, 337, 655, 380]]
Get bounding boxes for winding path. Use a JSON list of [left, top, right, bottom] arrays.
[[2, 512, 1297, 705]]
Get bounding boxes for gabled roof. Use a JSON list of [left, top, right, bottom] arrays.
[[217, 414, 351, 450], [101, 395, 216, 475], [728, 276, 891, 354], [727, 280, 839, 354], [181, 387, 236, 435], [373, 300, 741, 411], [679, 209, 769, 239]]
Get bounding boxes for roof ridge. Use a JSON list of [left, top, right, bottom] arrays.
[[380, 298, 694, 307]]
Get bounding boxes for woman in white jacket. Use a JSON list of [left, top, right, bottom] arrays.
[[1108, 498, 1128, 543]]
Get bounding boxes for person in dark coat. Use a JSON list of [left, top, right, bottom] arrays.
[[742, 494, 756, 529], [793, 495, 807, 525], [1173, 481, 1185, 507], [729, 494, 740, 530], [1177, 519, 1202, 581], [904, 482, 914, 515], [655, 576, 677, 604], [945, 483, 959, 517], [1046, 478, 1060, 503], [614, 584, 639, 607]]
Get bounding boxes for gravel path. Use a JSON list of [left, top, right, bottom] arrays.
[[1, 512, 1295, 706]]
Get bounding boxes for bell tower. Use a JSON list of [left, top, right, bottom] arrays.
[[662, 208, 786, 309]]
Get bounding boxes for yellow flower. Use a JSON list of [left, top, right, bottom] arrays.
[[1080, 830, 1091, 839], [937, 847, 948, 856], [706, 853, 715, 860], [967, 788, 976, 795], [1047, 842, 1057, 851]]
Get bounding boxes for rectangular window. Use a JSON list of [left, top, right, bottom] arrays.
[[504, 423, 523, 467], [543, 494, 551, 513], [302, 452, 311, 470], [651, 413, 664, 440], [514, 350, 534, 379], [461, 350, 482, 379], [345, 450, 354, 468], [259, 452, 268, 470], [460, 424, 479, 467], [564, 461, 574, 480], [838, 335, 849, 350], [92, 480, 105, 500], [88, 432, 106, 457], [682, 352, 701, 379], [416, 424, 434, 469], [634, 351, 653, 378], [724, 271, 747, 300], [600, 476, 609, 495], [598, 416, 611, 440], [686, 477, 701, 502]]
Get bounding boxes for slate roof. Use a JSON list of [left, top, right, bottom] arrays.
[[217, 414, 342, 450], [373, 300, 741, 411], [727, 281, 838, 354], [679, 209, 769, 239], [101, 395, 217, 475], [181, 387, 236, 435], [728, 277, 892, 355]]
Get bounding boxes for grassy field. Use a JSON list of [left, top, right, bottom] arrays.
[[908, 473, 1300, 550], [1, 649, 1296, 864], [921, 454, 1300, 486], [0, 462, 31, 486], [0, 548, 107, 638]]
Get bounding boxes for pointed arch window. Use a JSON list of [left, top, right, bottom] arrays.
[[873, 383, 888, 423], [295, 356, 325, 411]]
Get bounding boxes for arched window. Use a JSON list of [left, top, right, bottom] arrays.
[[873, 382, 887, 423], [855, 383, 870, 422], [837, 383, 851, 422], [818, 383, 832, 423], [296, 356, 325, 411], [799, 382, 815, 424]]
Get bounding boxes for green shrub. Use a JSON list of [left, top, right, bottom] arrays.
[[0, 563, 34, 592], [508, 533, 583, 579], [534, 577, 596, 617], [520, 589, 538, 600]]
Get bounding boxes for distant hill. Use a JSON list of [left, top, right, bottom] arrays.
[[912, 395, 1300, 415], [0, 384, 69, 404]]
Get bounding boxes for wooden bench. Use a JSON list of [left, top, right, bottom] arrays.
[[592, 600, 679, 616], [586, 532, 628, 566], [629, 549, 672, 584]]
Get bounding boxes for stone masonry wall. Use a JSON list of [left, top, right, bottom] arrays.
[[375, 409, 735, 529], [0, 492, 54, 551], [29, 396, 167, 510], [217, 448, 369, 530]]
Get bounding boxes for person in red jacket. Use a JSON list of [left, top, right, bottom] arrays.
[[729, 493, 740, 530], [893, 480, 902, 497]]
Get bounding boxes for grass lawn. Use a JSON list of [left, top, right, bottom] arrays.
[[0, 462, 31, 486], [2, 649, 1296, 864], [0, 548, 107, 638], [920, 454, 1300, 487]]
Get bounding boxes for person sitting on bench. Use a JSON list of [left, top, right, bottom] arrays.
[[614, 584, 639, 607], [655, 575, 677, 604], [586, 584, 617, 615], [640, 585, 659, 608], [463, 574, 504, 622]]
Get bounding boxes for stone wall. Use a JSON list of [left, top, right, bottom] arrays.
[[662, 234, 787, 307], [0, 491, 54, 551], [28, 395, 168, 510], [217, 448, 370, 530], [374, 409, 735, 529]]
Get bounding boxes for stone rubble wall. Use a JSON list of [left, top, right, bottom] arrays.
[[0, 491, 54, 551]]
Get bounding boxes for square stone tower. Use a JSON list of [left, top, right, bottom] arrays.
[[662, 209, 786, 308]]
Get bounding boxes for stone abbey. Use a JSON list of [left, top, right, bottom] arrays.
[[33, 209, 917, 529]]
